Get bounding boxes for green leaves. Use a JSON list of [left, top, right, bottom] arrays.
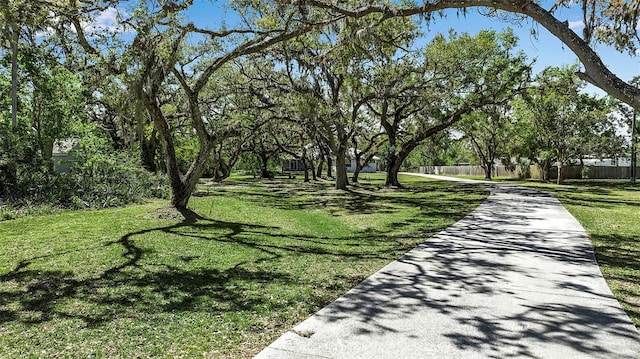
[[511, 64, 624, 183], [554, 0, 640, 55]]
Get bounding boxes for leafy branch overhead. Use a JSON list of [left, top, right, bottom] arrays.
[[297, 0, 640, 109]]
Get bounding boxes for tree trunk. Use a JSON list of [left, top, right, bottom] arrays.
[[383, 131, 397, 187], [11, 28, 18, 131], [170, 180, 192, 209], [540, 159, 551, 182], [385, 142, 418, 187], [351, 171, 360, 183], [632, 111, 637, 185], [303, 160, 310, 182], [385, 151, 403, 187], [352, 156, 363, 183], [316, 158, 324, 178], [259, 153, 270, 178], [384, 148, 400, 187], [212, 158, 232, 182], [310, 159, 317, 181], [335, 149, 348, 190], [300, 147, 311, 182], [326, 155, 333, 178], [218, 166, 232, 182], [144, 93, 210, 210], [483, 164, 492, 180], [385, 159, 401, 187], [556, 159, 564, 185]]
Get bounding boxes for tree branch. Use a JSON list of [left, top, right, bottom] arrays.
[[303, 0, 640, 108]]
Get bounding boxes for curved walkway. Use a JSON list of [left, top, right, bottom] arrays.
[[255, 174, 640, 358]]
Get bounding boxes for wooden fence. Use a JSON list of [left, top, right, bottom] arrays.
[[420, 165, 640, 180], [420, 165, 525, 178]]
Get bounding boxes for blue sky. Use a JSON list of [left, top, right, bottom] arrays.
[[180, 0, 638, 95]]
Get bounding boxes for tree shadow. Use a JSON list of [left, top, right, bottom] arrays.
[[269, 184, 640, 358], [194, 178, 488, 216], [1, 177, 487, 331], [593, 234, 640, 272], [0, 216, 295, 328], [0, 177, 489, 357], [443, 302, 639, 358], [0, 204, 459, 331], [513, 180, 640, 209]]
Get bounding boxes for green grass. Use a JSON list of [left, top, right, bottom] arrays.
[[0, 174, 487, 358], [515, 179, 640, 329]]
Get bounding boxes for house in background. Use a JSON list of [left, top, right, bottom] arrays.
[[52, 139, 79, 173], [334, 149, 379, 173], [345, 157, 378, 173], [282, 158, 306, 172], [581, 157, 631, 167]]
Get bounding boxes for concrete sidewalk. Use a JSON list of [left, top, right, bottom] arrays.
[[254, 174, 640, 358]]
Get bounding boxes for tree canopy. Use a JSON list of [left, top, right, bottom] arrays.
[[0, 0, 636, 210]]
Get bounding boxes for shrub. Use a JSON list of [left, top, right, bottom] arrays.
[[68, 155, 169, 209], [0, 130, 169, 219]]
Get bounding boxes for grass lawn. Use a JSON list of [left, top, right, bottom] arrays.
[[505, 179, 640, 329], [0, 174, 487, 358]]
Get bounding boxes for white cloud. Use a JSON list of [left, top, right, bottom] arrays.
[[568, 20, 585, 29], [93, 8, 120, 29], [82, 7, 130, 33]]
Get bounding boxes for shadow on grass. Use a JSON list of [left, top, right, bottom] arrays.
[[593, 234, 640, 273], [0, 185, 477, 330], [0, 217, 298, 327], [516, 180, 640, 210], [0, 177, 488, 357], [591, 233, 640, 328], [195, 179, 483, 216]]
